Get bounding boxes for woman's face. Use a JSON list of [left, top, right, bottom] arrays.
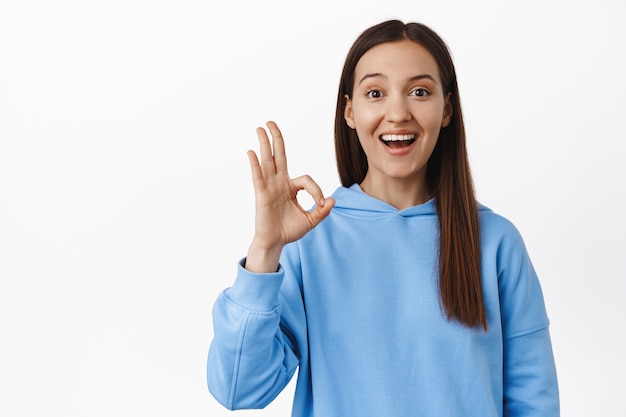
[[344, 39, 452, 191]]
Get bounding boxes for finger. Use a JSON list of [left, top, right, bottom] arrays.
[[309, 197, 335, 227], [246, 150, 265, 191], [256, 126, 276, 175], [266, 121, 288, 174], [291, 175, 326, 207]]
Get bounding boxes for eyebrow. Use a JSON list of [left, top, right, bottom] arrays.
[[358, 73, 438, 85]]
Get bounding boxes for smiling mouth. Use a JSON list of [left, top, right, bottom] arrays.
[[380, 134, 416, 148]]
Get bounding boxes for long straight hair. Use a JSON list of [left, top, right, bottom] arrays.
[[334, 20, 487, 330]]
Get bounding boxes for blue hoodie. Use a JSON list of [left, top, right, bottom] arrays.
[[207, 184, 559, 417]]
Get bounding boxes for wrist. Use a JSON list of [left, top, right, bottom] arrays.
[[244, 240, 283, 273]]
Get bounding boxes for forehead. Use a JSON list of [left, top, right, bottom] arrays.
[[354, 39, 441, 81]]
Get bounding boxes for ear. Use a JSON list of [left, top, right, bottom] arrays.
[[344, 94, 356, 129], [441, 93, 453, 128]]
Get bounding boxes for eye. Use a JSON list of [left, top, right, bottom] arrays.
[[410, 88, 431, 97], [366, 89, 383, 99]]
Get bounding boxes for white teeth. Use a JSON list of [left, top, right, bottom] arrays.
[[380, 134, 416, 141]]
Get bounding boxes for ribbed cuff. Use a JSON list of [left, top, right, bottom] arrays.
[[224, 258, 285, 312]]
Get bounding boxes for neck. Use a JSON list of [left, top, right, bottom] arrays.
[[360, 174, 430, 210]]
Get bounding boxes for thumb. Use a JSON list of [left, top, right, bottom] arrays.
[[308, 197, 335, 228]]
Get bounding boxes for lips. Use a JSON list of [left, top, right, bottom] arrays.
[[380, 133, 416, 148]]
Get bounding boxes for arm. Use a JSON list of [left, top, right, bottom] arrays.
[[207, 262, 300, 409], [207, 121, 333, 409], [503, 327, 559, 416], [497, 225, 560, 417]]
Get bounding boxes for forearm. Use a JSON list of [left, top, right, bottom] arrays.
[[207, 261, 298, 410], [503, 326, 560, 417]]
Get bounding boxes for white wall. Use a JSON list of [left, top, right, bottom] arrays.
[[1, 0, 624, 416]]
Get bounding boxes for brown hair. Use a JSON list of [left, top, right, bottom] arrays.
[[334, 20, 487, 330]]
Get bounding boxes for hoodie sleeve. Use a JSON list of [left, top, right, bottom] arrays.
[[207, 259, 301, 410], [496, 223, 560, 417]]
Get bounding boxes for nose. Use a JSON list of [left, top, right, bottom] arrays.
[[384, 95, 412, 123]]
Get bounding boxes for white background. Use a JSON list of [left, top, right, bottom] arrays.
[[1, 0, 624, 416]]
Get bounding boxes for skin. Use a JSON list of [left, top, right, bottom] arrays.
[[344, 39, 453, 210], [245, 122, 335, 273], [244, 39, 452, 273]]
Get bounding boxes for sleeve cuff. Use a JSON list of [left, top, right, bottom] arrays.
[[223, 258, 285, 312]]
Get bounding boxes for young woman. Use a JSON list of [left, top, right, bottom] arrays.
[[207, 20, 559, 416]]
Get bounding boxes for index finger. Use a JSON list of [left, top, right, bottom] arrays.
[[266, 121, 288, 174]]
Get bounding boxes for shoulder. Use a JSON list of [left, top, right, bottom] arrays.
[[477, 203, 529, 260], [478, 203, 523, 240]]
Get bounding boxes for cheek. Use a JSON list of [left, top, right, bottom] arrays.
[[418, 106, 446, 130], [351, 101, 380, 124], [356, 127, 378, 151]]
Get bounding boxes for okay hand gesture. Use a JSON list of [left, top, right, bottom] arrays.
[[245, 121, 334, 273]]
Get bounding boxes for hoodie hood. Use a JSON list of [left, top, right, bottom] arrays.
[[330, 184, 492, 219], [331, 184, 436, 218]]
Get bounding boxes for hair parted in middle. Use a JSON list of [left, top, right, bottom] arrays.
[[333, 19, 487, 330]]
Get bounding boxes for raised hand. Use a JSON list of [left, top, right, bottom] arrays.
[[244, 121, 334, 273]]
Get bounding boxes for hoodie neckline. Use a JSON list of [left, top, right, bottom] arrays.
[[331, 184, 437, 218]]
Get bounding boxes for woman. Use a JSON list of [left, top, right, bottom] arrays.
[[207, 20, 559, 416]]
